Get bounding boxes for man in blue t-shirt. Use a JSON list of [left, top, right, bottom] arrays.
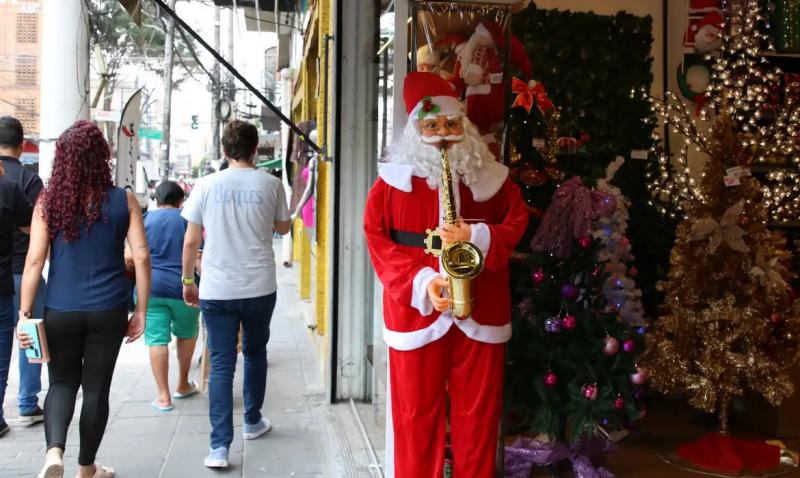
[[142, 181, 200, 412], [0, 158, 33, 437]]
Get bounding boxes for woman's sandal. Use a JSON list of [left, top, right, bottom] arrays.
[[92, 465, 115, 478], [38, 459, 64, 478]]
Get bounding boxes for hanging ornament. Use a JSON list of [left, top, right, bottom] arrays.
[[581, 383, 599, 401], [561, 284, 580, 301], [622, 339, 636, 353], [629, 266, 638, 277], [631, 367, 649, 385], [614, 395, 625, 410], [769, 312, 784, 326], [544, 316, 563, 333], [562, 314, 577, 330], [603, 336, 620, 355], [578, 236, 593, 249], [532, 270, 545, 285], [543, 371, 558, 387], [591, 265, 602, 279]]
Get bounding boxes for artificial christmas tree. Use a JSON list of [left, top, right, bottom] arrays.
[[640, 0, 800, 449]]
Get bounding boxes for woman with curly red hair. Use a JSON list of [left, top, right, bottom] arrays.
[[16, 120, 151, 478]]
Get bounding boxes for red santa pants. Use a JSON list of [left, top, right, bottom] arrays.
[[389, 326, 505, 477]]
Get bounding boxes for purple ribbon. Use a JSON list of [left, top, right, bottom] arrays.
[[505, 437, 617, 478], [530, 177, 617, 258]]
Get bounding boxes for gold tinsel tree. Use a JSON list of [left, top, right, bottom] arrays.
[[640, 1, 800, 434]]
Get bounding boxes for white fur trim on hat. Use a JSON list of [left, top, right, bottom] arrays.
[[408, 95, 465, 121]]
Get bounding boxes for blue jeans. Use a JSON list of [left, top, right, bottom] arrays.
[[0, 295, 14, 423], [12, 274, 45, 414], [201, 293, 276, 449]]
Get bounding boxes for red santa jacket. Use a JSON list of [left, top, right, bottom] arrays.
[[364, 161, 528, 350]]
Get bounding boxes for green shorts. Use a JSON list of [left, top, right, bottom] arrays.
[[144, 297, 200, 346]]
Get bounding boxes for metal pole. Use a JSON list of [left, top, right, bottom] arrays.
[[212, 6, 221, 163], [150, 0, 321, 153], [228, 8, 235, 105], [39, 0, 90, 182], [161, 0, 177, 180]]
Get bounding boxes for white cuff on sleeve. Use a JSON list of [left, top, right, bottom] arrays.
[[470, 223, 491, 257], [411, 267, 439, 316]]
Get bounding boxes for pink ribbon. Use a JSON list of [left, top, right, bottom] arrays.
[[531, 177, 616, 258]]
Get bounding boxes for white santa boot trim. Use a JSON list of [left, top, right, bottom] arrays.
[[383, 314, 454, 351], [453, 317, 512, 344]]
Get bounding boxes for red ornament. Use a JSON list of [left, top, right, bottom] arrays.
[[769, 313, 784, 326], [603, 336, 620, 355], [532, 270, 545, 285], [622, 339, 636, 353], [578, 237, 592, 249], [562, 314, 577, 330], [582, 383, 598, 401], [614, 395, 625, 410], [543, 371, 558, 387], [631, 367, 649, 385], [629, 266, 638, 277]]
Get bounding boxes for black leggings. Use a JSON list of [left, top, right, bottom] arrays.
[[43, 307, 128, 466]]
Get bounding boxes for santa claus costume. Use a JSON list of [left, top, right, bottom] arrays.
[[364, 72, 528, 477], [455, 22, 532, 158]]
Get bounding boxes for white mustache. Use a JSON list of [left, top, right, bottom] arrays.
[[420, 134, 465, 144]]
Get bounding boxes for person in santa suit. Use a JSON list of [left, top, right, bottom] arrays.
[[363, 72, 528, 477]]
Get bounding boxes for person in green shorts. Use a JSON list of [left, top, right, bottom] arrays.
[[143, 181, 200, 411]]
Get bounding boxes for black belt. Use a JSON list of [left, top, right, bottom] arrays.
[[390, 228, 441, 250]]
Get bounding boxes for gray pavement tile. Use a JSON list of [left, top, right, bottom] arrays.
[[106, 416, 181, 436]]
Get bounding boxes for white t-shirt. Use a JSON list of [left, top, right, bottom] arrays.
[[182, 168, 290, 300]]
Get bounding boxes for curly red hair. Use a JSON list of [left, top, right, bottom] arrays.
[[43, 120, 113, 243]]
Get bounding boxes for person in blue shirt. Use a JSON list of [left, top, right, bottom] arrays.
[[142, 181, 200, 411]]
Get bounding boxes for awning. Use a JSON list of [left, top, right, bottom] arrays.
[[257, 157, 282, 169]]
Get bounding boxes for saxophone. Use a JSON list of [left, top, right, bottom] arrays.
[[424, 143, 484, 318]]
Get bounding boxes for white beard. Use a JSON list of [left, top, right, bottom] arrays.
[[385, 117, 494, 189]]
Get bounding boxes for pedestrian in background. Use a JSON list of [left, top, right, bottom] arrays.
[[141, 181, 200, 411], [0, 158, 33, 438], [181, 120, 291, 468], [0, 116, 45, 426], [17, 120, 151, 478]]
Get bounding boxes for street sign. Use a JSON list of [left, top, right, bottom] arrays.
[[138, 127, 163, 140]]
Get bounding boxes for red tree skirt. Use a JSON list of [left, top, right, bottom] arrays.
[[677, 433, 781, 474]]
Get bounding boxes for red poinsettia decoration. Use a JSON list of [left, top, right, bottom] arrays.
[[512, 78, 554, 114]]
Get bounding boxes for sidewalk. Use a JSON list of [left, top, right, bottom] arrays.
[[1, 261, 336, 477]]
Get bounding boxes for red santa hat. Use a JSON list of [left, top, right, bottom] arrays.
[[689, 0, 722, 14], [475, 22, 533, 80], [404, 71, 464, 121]]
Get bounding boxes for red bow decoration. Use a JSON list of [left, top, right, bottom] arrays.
[[512, 78, 554, 114]]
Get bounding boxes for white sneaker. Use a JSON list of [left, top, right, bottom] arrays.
[[204, 447, 229, 468], [242, 417, 272, 440]]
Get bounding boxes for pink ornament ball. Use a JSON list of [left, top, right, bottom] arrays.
[[614, 396, 625, 410], [578, 236, 592, 249], [582, 383, 599, 401], [603, 336, 620, 355], [544, 371, 558, 387], [622, 339, 636, 353], [630, 367, 649, 385], [532, 270, 545, 285], [562, 314, 577, 330]]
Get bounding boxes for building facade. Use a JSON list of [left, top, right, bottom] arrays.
[[0, 0, 42, 137]]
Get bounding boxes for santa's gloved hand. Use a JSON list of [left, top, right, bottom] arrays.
[[427, 276, 451, 312], [464, 63, 484, 86], [439, 221, 472, 245]]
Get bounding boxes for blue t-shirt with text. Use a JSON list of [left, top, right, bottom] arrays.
[[145, 207, 187, 300]]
